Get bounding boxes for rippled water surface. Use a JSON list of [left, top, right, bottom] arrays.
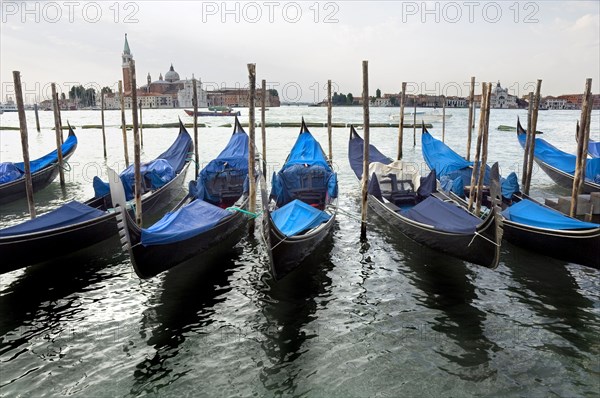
[[1, 107, 599, 397]]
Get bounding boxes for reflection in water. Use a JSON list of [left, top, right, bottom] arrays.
[[255, 235, 334, 396], [130, 234, 245, 396], [376, 221, 499, 380], [503, 243, 597, 355]]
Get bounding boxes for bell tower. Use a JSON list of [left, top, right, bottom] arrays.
[[122, 34, 133, 93]]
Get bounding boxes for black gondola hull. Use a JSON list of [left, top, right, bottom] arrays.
[[367, 195, 500, 268], [126, 198, 250, 279], [534, 160, 600, 193], [0, 163, 190, 274], [503, 220, 600, 269]]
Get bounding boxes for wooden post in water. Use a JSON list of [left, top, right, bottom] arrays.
[[524, 80, 542, 195], [442, 95, 446, 142], [13, 71, 36, 219], [129, 60, 142, 226], [248, 64, 257, 219], [118, 80, 130, 167], [360, 60, 370, 240], [521, 92, 534, 187], [100, 93, 107, 158], [56, 92, 64, 144], [261, 79, 267, 177], [397, 82, 406, 160], [570, 78, 593, 217], [466, 76, 475, 161], [475, 83, 492, 215], [51, 83, 66, 187], [192, 77, 200, 179], [139, 100, 144, 148], [327, 79, 333, 162], [413, 98, 417, 146], [467, 82, 488, 213], [34, 103, 40, 132]]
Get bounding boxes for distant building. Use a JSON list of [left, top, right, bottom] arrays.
[[105, 34, 208, 109], [207, 88, 280, 107], [556, 94, 600, 110], [474, 82, 518, 109]]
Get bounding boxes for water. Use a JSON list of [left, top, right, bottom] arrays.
[[0, 107, 599, 397]]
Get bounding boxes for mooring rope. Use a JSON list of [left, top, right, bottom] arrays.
[[467, 230, 500, 247], [226, 206, 263, 219]]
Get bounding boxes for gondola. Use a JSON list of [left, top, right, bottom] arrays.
[[517, 119, 600, 193], [422, 125, 600, 269], [261, 119, 338, 280], [0, 126, 78, 205], [348, 126, 502, 268], [0, 121, 193, 274], [110, 117, 252, 279], [575, 121, 600, 158]]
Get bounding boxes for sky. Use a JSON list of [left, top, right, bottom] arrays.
[[1, 0, 599, 103]]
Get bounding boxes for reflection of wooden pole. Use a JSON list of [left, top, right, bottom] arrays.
[[468, 83, 488, 213], [524, 80, 542, 195], [466, 76, 475, 161], [51, 83, 65, 187], [130, 60, 142, 226], [397, 82, 406, 160], [413, 98, 417, 146], [34, 103, 40, 132], [192, 77, 199, 179], [327, 79, 332, 162], [261, 79, 267, 177], [139, 100, 144, 148], [248, 64, 256, 216], [101, 93, 107, 158], [118, 80, 130, 167], [442, 95, 446, 142], [13, 71, 36, 219], [360, 60, 370, 239], [475, 83, 492, 216], [570, 78, 592, 217], [522, 92, 533, 187]]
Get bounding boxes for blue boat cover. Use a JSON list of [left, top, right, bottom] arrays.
[[401, 196, 481, 234], [588, 140, 600, 158], [348, 129, 392, 178], [271, 199, 331, 237], [1, 132, 78, 185], [0, 201, 104, 237], [518, 133, 600, 183], [140, 199, 232, 246], [0, 162, 23, 184], [270, 129, 337, 207], [502, 199, 599, 230], [189, 128, 248, 202], [93, 126, 192, 199]]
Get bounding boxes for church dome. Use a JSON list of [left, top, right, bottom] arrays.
[[164, 64, 180, 82]]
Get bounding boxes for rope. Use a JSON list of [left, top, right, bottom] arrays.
[[226, 206, 262, 219], [467, 230, 500, 247], [59, 160, 72, 172]]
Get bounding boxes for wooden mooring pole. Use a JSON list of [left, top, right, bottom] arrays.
[[442, 95, 446, 142], [475, 83, 492, 215], [466, 76, 475, 161], [261, 79, 267, 177], [524, 80, 542, 195], [139, 100, 144, 148], [101, 93, 107, 159], [327, 79, 333, 162], [192, 77, 200, 179], [570, 78, 593, 217], [34, 103, 40, 132], [129, 60, 143, 227], [51, 83, 65, 187], [360, 60, 370, 240], [413, 98, 417, 146], [13, 71, 36, 219], [119, 80, 130, 167], [248, 64, 257, 220], [468, 82, 488, 213], [522, 92, 534, 187], [397, 82, 406, 160]]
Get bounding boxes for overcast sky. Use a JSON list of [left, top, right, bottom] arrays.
[[1, 1, 599, 103]]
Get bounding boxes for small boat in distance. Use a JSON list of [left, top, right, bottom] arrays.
[[185, 106, 241, 117], [390, 110, 452, 123]]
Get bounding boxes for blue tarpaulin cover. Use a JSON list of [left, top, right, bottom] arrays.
[[189, 127, 248, 202], [1, 132, 78, 185], [271, 199, 331, 237], [270, 129, 337, 207], [401, 196, 481, 234], [502, 199, 599, 230], [140, 199, 232, 246], [93, 126, 192, 199], [348, 129, 392, 179], [589, 140, 600, 158], [518, 133, 600, 183], [0, 201, 104, 237]]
